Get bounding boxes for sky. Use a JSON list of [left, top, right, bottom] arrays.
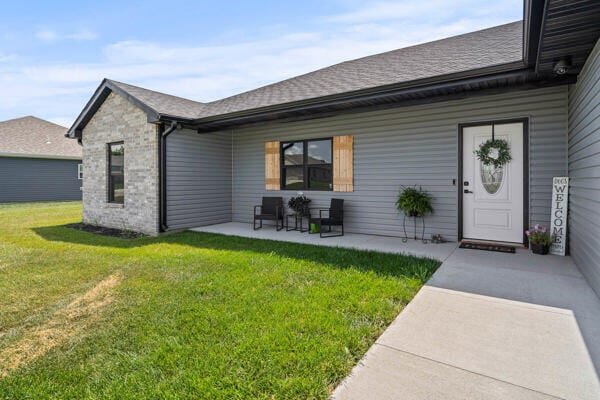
[[0, 0, 523, 127]]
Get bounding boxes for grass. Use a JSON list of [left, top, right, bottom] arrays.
[[0, 201, 440, 399]]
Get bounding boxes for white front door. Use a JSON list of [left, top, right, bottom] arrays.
[[462, 122, 524, 243]]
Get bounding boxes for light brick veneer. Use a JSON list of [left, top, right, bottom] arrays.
[[82, 92, 160, 235]]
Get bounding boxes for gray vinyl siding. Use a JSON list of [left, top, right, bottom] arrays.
[[568, 39, 600, 296], [166, 129, 232, 230], [0, 157, 82, 203], [232, 86, 568, 241]]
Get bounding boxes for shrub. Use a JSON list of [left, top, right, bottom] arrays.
[[288, 193, 311, 216], [396, 186, 433, 217]]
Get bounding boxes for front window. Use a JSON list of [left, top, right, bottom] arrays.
[[281, 138, 332, 190], [108, 142, 124, 203], [78, 163, 83, 180]]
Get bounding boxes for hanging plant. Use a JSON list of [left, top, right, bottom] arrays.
[[475, 139, 512, 168]]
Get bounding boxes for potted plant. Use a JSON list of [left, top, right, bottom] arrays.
[[526, 225, 553, 255], [396, 186, 433, 217], [288, 193, 311, 216]]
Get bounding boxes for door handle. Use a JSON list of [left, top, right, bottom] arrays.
[[464, 189, 473, 194]]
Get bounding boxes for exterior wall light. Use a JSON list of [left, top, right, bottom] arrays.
[[553, 58, 571, 75]]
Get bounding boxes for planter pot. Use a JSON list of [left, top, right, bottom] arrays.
[[531, 243, 550, 255]]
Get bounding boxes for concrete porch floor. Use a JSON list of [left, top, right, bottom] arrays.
[[190, 222, 457, 261], [190, 222, 600, 399]]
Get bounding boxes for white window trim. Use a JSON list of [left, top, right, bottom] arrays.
[[78, 163, 83, 180]]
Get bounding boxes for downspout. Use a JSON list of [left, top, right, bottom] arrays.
[[158, 120, 180, 232]]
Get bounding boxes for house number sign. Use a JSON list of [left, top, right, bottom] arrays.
[[550, 177, 569, 256]]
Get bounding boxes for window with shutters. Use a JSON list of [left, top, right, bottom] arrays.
[[281, 138, 333, 190], [265, 136, 352, 192]]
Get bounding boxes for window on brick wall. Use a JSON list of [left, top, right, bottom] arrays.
[[108, 142, 124, 203]]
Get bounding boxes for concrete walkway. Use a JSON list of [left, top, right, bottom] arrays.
[[191, 223, 600, 398], [333, 248, 600, 400]]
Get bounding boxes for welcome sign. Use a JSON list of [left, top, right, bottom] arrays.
[[550, 177, 569, 256]]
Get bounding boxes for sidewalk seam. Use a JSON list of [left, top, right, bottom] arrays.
[[420, 285, 600, 321], [441, 261, 588, 281], [374, 343, 565, 400]]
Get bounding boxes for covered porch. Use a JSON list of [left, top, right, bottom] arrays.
[[167, 86, 570, 245]]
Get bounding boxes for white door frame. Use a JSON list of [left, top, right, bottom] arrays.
[[458, 118, 529, 245]]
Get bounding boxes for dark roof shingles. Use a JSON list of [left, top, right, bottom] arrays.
[[107, 80, 206, 119], [201, 21, 523, 117], [107, 21, 523, 121], [0, 116, 82, 158]]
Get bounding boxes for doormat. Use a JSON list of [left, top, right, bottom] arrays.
[[459, 241, 516, 253]]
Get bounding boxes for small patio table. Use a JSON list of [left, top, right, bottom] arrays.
[[286, 214, 309, 232]]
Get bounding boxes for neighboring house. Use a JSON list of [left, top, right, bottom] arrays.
[[0, 116, 82, 203], [67, 1, 600, 294]]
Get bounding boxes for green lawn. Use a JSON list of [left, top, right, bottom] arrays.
[[0, 201, 439, 399]]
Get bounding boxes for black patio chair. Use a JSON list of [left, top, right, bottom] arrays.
[[253, 197, 284, 231], [310, 198, 344, 238]]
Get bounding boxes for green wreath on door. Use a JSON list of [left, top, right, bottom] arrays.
[[475, 139, 512, 168]]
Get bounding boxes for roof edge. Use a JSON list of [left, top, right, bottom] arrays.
[[68, 17, 539, 134], [0, 115, 67, 129], [67, 78, 162, 139], [191, 60, 528, 125], [0, 151, 82, 161]]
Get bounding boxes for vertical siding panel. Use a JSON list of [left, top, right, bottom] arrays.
[[232, 87, 568, 241], [166, 129, 232, 230], [568, 38, 600, 296], [0, 157, 82, 202]]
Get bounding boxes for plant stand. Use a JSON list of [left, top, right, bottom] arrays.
[[402, 215, 427, 244]]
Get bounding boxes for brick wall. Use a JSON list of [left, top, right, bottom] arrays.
[[82, 92, 160, 235]]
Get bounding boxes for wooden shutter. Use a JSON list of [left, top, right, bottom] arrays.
[[333, 135, 353, 192], [265, 141, 280, 190]]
